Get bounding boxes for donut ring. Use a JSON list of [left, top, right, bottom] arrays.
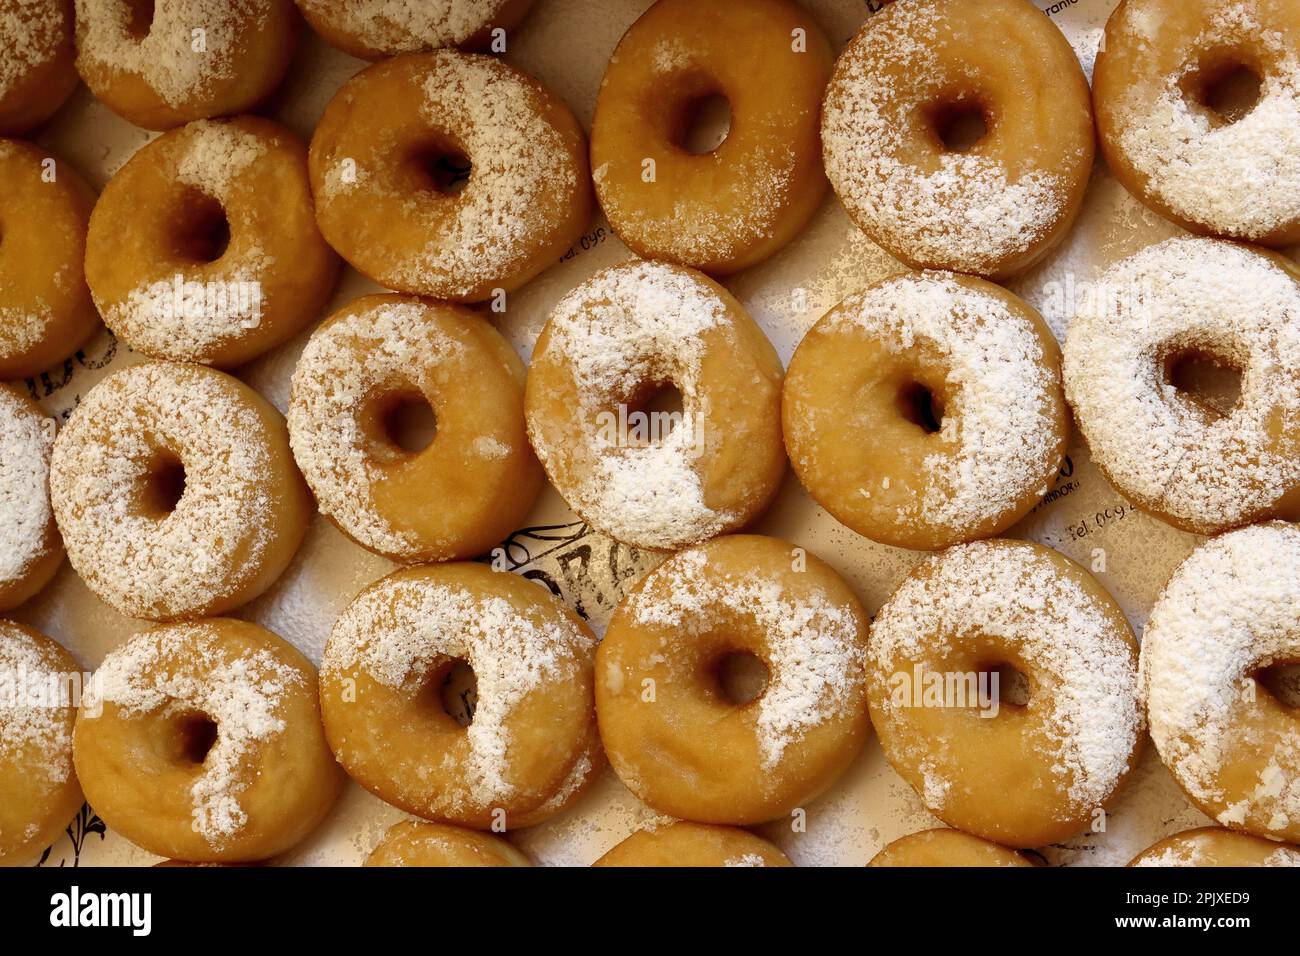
[[86, 117, 339, 368], [0, 140, 99, 380], [0, 0, 78, 134], [783, 272, 1068, 551], [309, 51, 591, 302], [1142, 523, 1300, 843], [294, 0, 536, 59], [365, 821, 531, 867], [524, 261, 785, 552], [597, 535, 870, 825], [594, 822, 792, 867], [74, 619, 343, 862], [1095, 0, 1300, 245], [288, 294, 542, 563], [867, 829, 1034, 868], [867, 540, 1143, 848], [1129, 828, 1300, 867], [320, 563, 598, 830], [821, 0, 1094, 279], [1063, 237, 1300, 536], [73, 0, 298, 130], [49, 362, 311, 622], [590, 0, 832, 274], [0, 386, 62, 612]]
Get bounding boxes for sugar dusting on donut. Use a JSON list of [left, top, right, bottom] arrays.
[[297, 0, 511, 53], [0, 141, 55, 357], [0, 624, 74, 794], [0, 0, 63, 99], [0, 389, 56, 591], [1132, 834, 1300, 867]]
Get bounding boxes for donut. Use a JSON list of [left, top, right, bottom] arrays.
[[867, 829, 1034, 867], [365, 821, 531, 867], [589, 0, 832, 275], [1063, 237, 1300, 536], [1094, 0, 1300, 245], [783, 272, 1068, 552], [74, 618, 343, 862], [73, 0, 298, 130], [319, 563, 599, 830], [0, 0, 78, 134], [288, 294, 541, 563], [597, 535, 870, 825], [0, 139, 98, 381], [594, 822, 792, 867], [1129, 828, 1300, 867], [821, 0, 1093, 279], [0, 621, 83, 865], [294, 0, 536, 59], [85, 116, 339, 368], [867, 540, 1143, 848], [1142, 523, 1300, 843], [309, 51, 591, 302], [0, 386, 62, 612], [49, 362, 310, 622], [525, 261, 785, 552]]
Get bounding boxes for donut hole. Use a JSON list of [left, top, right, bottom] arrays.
[[172, 711, 219, 765], [618, 381, 685, 446], [171, 188, 231, 264], [981, 661, 1031, 709], [142, 453, 187, 516], [714, 650, 770, 706], [125, 0, 156, 39], [380, 391, 438, 454], [896, 381, 945, 435], [431, 658, 477, 727], [1256, 662, 1300, 709], [671, 91, 733, 155], [928, 99, 991, 153], [407, 140, 472, 196], [1164, 348, 1244, 419], [1184, 58, 1264, 126]]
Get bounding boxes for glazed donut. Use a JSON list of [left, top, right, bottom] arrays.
[[0, 0, 78, 134], [288, 295, 541, 563], [594, 822, 792, 868], [85, 117, 338, 368], [1094, 0, 1300, 245], [1142, 523, 1300, 843], [73, 0, 298, 130], [365, 821, 531, 867], [821, 0, 1093, 279], [0, 386, 62, 612], [0, 621, 83, 865], [525, 261, 785, 552], [597, 535, 870, 825], [49, 362, 310, 622], [309, 51, 591, 302], [1129, 828, 1300, 867], [0, 139, 98, 381], [783, 272, 1068, 552], [1063, 237, 1300, 536], [867, 540, 1143, 848], [74, 619, 343, 862], [589, 0, 832, 275], [867, 829, 1034, 868], [295, 0, 536, 59], [320, 563, 598, 830]]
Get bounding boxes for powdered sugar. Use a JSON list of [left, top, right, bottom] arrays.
[[297, 0, 513, 53], [0, 388, 56, 589], [0, 622, 75, 791], [0, 0, 64, 99]]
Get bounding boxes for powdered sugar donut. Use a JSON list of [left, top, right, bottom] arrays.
[[594, 822, 792, 867], [295, 0, 535, 59], [0, 386, 62, 612], [1142, 523, 1300, 843], [783, 272, 1068, 551], [49, 362, 311, 621], [867, 829, 1033, 867], [1130, 828, 1300, 867], [1063, 237, 1300, 536], [86, 116, 339, 367], [365, 821, 531, 867], [0, 0, 78, 134], [309, 51, 591, 302], [867, 540, 1143, 848], [524, 261, 785, 552], [822, 0, 1093, 279]]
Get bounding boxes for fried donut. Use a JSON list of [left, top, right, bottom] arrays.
[[1063, 237, 1300, 536], [309, 51, 591, 302], [0, 386, 61, 612], [49, 362, 310, 621], [867, 829, 1034, 867], [1129, 828, 1300, 867], [822, 0, 1093, 279], [589, 0, 832, 275], [1142, 523, 1300, 843], [295, 0, 535, 59], [365, 821, 531, 867], [525, 261, 784, 552], [597, 535, 870, 825], [73, 0, 298, 130], [594, 822, 792, 867], [1095, 0, 1300, 245], [0, 139, 98, 380], [0, 621, 83, 865], [867, 540, 1143, 848], [783, 272, 1068, 551], [288, 295, 541, 563], [320, 563, 598, 830], [0, 0, 77, 134], [74, 619, 342, 862]]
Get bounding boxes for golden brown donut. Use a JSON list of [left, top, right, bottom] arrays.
[[1129, 828, 1300, 867], [0, 385, 62, 612], [0, 0, 78, 134], [365, 821, 531, 867], [294, 0, 535, 58], [594, 822, 792, 867], [867, 829, 1034, 867]]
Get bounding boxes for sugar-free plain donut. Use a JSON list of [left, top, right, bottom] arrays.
[[525, 261, 785, 552], [783, 272, 1068, 551], [86, 116, 339, 367], [0, 0, 78, 134], [594, 822, 792, 867], [822, 0, 1093, 279], [1095, 0, 1300, 245], [365, 821, 532, 867], [74, 619, 343, 862], [320, 563, 599, 830], [295, 0, 535, 59], [867, 829, 1034, 867], [1063, 237, 1300, 536], [590, 0, 832, 275], [288, 295, 541, 563], [597, 535, 870, 825], [309, 51, 591, 302], [867, 540, 1143, 848], [1142, 523, 1300, 843], [1129, 828, 1300, 867], [0, 386, 62, 612], [49, 362, 310, 621], [73, 0, 298, 130]]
